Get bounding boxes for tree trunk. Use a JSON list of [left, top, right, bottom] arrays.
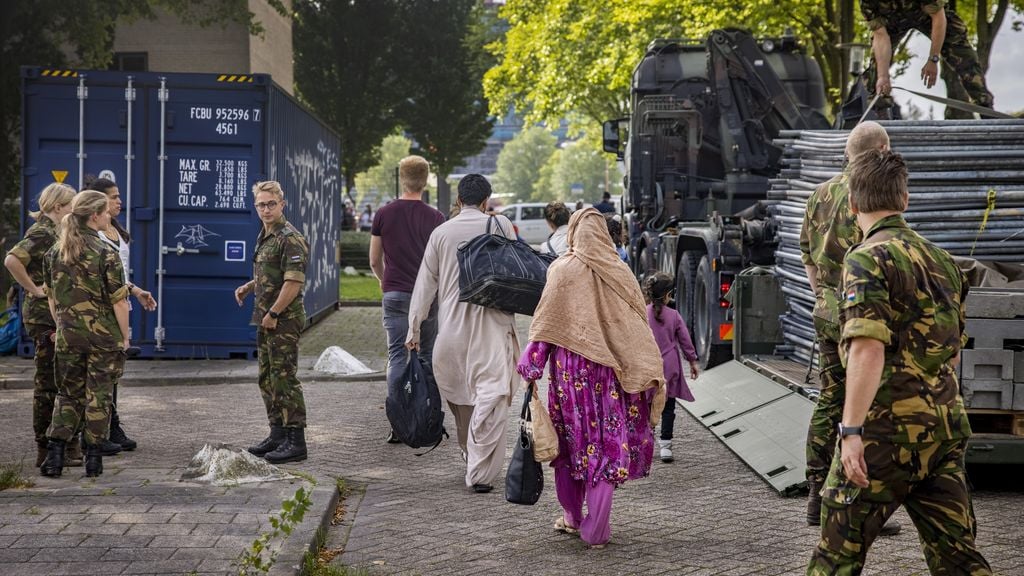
[[436, 174, 452, 216]]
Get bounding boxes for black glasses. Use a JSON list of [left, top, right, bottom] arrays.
[[255, 201, 279, 211]]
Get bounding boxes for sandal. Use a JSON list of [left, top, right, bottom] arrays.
[[553, 516, 579, 535]]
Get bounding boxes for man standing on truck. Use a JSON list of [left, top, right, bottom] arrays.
[[800, 121, 900, 535], [806, 149, 991, 575], [863, 0, 993, 114]]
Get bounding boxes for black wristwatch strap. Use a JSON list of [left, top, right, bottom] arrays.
[[838, 423, 863, 438], [269, 310, 280, 319], [929, 54, 940, 63]]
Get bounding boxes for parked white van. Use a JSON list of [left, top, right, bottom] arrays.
[[495, 202, 551, 245]]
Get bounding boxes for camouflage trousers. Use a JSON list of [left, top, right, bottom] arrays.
[[807, 439, 992, 575], [27, 324, 58, 447], [257, 315, 306, 428], [47, 350, 122, 445], [806, 336, 844, 485], [868, 10, 993, 113]]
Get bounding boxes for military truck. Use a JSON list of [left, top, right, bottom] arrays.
[[603, 30, 1024, 492], [602, 28, 832, 369]]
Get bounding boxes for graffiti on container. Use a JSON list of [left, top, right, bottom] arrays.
[[175, 224, 221, 248], [269, 140, 340, 310]]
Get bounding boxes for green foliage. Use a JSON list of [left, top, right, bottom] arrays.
[[294, 1, 492, 192], [534, 132, 621, 203], [398, 0, 494, 178], [0, 461, 34, 491], [484, 0, 866, 127], [493, 126, 557, 201], [293, 1, 408, 196], [354, 135, 413, 206], [339, 274, 382, 303], [236, 485, 313, 576]]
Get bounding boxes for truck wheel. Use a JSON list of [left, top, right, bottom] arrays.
[[675, 251, 699, 329], [694, 255, 733, 370]]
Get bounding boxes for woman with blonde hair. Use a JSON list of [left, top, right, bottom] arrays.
[[39, 190, 130, 478], [87, 177, 157, 454], [517, 207, 665, 548], [4, 182, 78, 467]]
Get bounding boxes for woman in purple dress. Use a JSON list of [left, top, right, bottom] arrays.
[[643, 272, 699, 463], [518, 208, 665, 549]]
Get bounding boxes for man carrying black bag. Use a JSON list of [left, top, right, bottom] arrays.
[[406, 174, 521, 494]]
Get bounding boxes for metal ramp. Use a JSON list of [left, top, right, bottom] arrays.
[[680, 360, 814, 495]]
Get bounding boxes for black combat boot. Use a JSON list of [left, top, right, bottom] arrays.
[[85, 444, 104, 477], [40, 440, 66, 478], [84, 434, 123, 457], [264, 427, 307, 464], [806, 480, 823, 526], [248, 425, 287, 456], [35, 441, 48, 468], [108, 410, 137, 451]]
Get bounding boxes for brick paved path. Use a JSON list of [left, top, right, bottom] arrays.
[[0, 308, 1021, 575]]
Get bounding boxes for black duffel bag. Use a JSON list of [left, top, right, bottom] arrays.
[[457, 216, 557, 316]]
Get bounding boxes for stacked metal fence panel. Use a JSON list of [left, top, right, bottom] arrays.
[[769, 119, 1024, 368]]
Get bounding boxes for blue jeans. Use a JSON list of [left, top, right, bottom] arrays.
[[382, 291, 438, 403]]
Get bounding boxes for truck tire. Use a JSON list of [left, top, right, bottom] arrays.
[[695, 255, 733, 370], [675, 251, 699, 329]]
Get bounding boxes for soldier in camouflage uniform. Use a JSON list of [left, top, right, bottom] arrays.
[[862, 0, 994, 117], [800, 123, 901, 537], [4, 183, 78, 467], [40, 191, 131, 478], [235, 181, 309, 464], [807, 150, 991, 575]]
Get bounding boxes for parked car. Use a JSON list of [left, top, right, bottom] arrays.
[[495, 203, 551, 245]]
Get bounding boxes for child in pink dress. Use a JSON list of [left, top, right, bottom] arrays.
[[643, 272, 699, 463]]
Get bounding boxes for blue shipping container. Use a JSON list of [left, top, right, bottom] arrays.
[[20, 67, 342, 359]]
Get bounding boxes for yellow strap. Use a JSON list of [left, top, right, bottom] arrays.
[[970, 188, 997, 257]]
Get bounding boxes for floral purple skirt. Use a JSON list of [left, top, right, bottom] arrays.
[[517, 341, 653, 487]]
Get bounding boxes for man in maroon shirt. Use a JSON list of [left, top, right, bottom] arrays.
[[369, 155, 446, 443]]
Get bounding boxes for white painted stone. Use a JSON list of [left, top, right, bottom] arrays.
[[313, 345, 374, 375], [180, 443, 291, 485]]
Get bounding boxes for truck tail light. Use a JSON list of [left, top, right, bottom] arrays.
[[719, 273, 733, 308]]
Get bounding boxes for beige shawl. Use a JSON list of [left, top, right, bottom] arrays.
[[529, 208, 665, 397]]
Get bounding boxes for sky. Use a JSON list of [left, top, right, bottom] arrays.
[[895, 8, 1024, 117]]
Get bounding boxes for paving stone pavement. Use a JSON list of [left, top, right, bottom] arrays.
[[0, 307, 1022, 575]]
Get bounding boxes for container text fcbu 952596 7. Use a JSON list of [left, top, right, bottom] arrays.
[[19, 67, 342, 359]]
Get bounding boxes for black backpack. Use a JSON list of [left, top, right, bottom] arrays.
[[385, 350, 447, 452]]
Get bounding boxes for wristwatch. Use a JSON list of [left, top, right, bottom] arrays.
[[268, 310, 280, 319], [929, 54, 940, 63], [838, 423, 864, 438]]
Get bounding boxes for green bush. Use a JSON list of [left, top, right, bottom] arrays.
[[340, 231, 371, 269]]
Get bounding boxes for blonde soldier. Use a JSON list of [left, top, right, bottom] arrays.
[[235, 181, 310, 464], [4, 183, 77, 467], [40, 191, 130, 478], [807, 150, 990, 575]]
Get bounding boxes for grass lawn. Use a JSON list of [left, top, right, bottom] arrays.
[[339, 272, 382, 302]]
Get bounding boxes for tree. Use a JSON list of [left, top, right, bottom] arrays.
[[484, 0, 859, 128], [492, 126, 556, 202], [0, 0, 274, 289], [532, 133, 622, 203], [396, 0, 495, 211], [353, 134, 413, 206], [293, 0, 409, 198]]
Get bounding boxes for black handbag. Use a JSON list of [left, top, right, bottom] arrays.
[[505, 383, 545, 505], [457, 216, 557, 316]]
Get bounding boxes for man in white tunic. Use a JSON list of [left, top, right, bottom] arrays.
[[406, 174, 520, 493]]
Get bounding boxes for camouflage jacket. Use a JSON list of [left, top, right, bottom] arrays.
[[252, 216, 308, 324], [840, 214, 971, 444], [44, 227, 129, 353], [799, 173, 862, 342], [9, 215, 59, 328], [861, 0, 946, 31]]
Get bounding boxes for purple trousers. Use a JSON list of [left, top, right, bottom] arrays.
[[554, 465, 614, 546]]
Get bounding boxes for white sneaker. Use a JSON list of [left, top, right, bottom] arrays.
[[658, 439, 673, 463]]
